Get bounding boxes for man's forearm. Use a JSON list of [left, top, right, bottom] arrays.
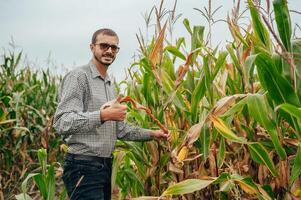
[[116, 122, 152, 141], [53, 110, 101, 135]]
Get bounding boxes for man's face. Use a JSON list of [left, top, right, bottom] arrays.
[[91, 33, 119, 67]]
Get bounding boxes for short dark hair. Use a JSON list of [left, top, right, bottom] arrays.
[[91, 28, 119, 44]]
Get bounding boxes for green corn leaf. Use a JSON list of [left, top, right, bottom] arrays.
[[142, 72, 154, 105], [201, 125, 210, 160], [125, 168, 145, 188], [183, 18, 192, 35], [248, 143, 278, 177], [176, 37, 186, 49], [161, 179, 215, 196], [0, 95, 11, 107], [227, 45, 240, 70], [212, 51, 228, 79], [191, 52, 226, 123], [255, 53, 300, 106], [248, 0, 271, 50], [247, 94, 287, 160], [112, 152, 125, 190], [213, 173, 231, 185], [165, 45, 186, 61], [289, 144, 301, 185], [191, 26, 204, 50], [272, 53, 285, 76], [33, 174, 47, 200], [245, 54, 257, 82], [273, 0, 292, 51], [255, 54, 301, 135], [46, 165, 55, 200], [161, 173, 230, 196], [292, 39, 301, 100], [184, 70, 195, 96], [161, 70, 186, 110], [191, 77, 206, 123], [276, 103, 301, 120], [217, 137, 226, 168], [125, 142, 149, 167], [161, 69, 175, 93], [203, 56, 211, 96], [163, 54, 176, 80], [261, 185, 275, 200], [191, 26, 204, 62]]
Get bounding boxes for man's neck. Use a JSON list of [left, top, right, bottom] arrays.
[[92, 58, 108, 79]]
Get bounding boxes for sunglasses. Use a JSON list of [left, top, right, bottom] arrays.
[[94, 43, 120, 53]]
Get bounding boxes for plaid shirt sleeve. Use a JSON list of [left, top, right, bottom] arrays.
[[116, 121, 152, 141], [53, 72, 102, 136]]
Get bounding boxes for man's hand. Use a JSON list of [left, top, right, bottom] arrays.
[[150, 129, 171, 141], [100, 103, 127, 122]]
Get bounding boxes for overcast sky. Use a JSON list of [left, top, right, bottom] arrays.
[[1, 0, 300, 81]]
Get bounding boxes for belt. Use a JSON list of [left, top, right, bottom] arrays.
[[65, 153, 112, 164]]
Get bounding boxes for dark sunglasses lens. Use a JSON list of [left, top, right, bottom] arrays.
[[99, 43, 110, 50], [98, 43, 119, 52], [110, 45, 118, 51]]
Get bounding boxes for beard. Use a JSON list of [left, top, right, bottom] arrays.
[[94, 53, 115, 67]]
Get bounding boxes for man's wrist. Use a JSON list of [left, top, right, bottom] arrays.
[[100, 109, 108, 122], [149, 130, 155, 138], [88, 110, 103, 129]]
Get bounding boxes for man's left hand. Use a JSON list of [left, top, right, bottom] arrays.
[[150, 130, 171, 141]]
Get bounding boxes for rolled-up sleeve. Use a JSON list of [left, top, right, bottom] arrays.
[[53, 73, 102, 136], [117, 121, 152, 141]]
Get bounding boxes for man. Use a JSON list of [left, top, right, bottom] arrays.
[[53, 28, 170, 200]]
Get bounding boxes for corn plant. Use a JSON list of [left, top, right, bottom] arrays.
[[113, 0, 301, 199], [15, 148, 66, 200], [0, 52, 64, 199], [1, 0, 301, 199]]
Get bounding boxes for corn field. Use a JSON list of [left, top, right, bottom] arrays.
[[1, 0, 301, 199]]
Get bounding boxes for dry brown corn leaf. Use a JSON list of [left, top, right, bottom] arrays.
[[119, 96, 169, 134]]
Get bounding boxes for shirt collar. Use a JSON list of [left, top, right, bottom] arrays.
[[89, 60, 111, 84]]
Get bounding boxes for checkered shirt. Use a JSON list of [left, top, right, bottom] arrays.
[[53, 61, 151, 157]]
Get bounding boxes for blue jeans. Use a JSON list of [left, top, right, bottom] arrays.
[[62, 155, 112, 200]]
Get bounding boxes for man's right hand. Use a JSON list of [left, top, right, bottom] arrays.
[[100, 103, 127, 122]]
